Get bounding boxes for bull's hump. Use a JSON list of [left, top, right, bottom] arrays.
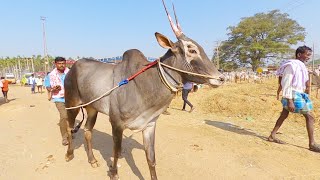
[[122, 49, 148, 63]]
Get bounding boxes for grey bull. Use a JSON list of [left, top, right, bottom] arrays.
[[64, 1, 225, 179]]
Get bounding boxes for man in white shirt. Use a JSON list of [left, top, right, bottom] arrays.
[[28, 74, 36, 94], [268, 46, 320, 152]]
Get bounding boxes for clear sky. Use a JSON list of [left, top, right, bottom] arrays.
[[0, 0, 319, 59]]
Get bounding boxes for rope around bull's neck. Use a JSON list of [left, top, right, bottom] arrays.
[[157, 59, 180, 92], [65, 59, 221, 110]]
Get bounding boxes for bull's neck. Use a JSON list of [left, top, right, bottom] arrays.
[[158, 56, 183, 92]]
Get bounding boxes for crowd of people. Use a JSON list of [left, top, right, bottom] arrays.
[[27, 74, 45, 94]]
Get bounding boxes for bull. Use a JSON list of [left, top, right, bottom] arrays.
[[64, 1, 225, 179]]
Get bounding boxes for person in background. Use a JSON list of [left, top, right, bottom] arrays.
[[268, 45, 320, 152], [182, 81, 195, 113], [46, 57, 70, 146], [29, 74, 36, 94], [36, 75, 43, 94], [20, 76, 27, 86], [1, 77, 9, 103]]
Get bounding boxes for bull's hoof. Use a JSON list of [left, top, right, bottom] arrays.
[[90, 161, 100, 168], [65, 153, 74, 162], [109, 166, 119, 180], [110, 174, 119, 180]]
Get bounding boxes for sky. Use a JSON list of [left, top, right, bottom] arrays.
[[0, 0, 319, 60]]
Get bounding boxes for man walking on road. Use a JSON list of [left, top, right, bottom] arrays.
[[268, 46, 320, 153], [46, 57, 70, 146]]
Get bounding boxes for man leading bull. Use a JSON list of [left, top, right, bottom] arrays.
[[46, 57, 70, 146]]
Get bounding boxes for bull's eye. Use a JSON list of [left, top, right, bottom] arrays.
[[189, 49, 197, 54], [181, 40, 200, 62]]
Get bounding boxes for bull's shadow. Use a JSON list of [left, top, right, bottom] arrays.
[[73, 127, 145, 179], [204, 120, 267, 141]]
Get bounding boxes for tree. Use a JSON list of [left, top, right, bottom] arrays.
[[0, 55, 56, 77], [213, 10, 305, 71]]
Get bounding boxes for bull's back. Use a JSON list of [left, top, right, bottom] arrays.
[[65, 59, 115, 114]]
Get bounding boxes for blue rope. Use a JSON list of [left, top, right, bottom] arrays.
[[118, 79, 129, 87]]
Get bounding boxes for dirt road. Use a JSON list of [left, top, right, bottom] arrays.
[[1, 82, 320, 180]]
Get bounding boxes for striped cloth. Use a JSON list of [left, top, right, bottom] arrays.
[[281, 91, 312, 114]]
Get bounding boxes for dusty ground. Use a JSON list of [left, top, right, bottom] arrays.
[[2, 79, 320, 180]]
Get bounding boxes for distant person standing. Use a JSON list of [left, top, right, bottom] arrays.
[[36, 75, 43, 94], [182, 81, 194, 112], [29, 74, 36, 94], [1, 77, 9, 103], [315, 65, 320, 76], [20, 76, 27, 86], [46, 57, 70, 146]]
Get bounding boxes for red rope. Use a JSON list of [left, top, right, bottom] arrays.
[[127, 60, 158, 81]]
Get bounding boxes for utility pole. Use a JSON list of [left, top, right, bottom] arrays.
[[18, 58, 21, 79], [308, 42, 315, 95], [41, 16, 48, 73], [312, 42, 315, 70], [214, 41, 221, 70], [26, 57, 30, 71], [31, 57, 35, 73], [312, 43, 316, 93]]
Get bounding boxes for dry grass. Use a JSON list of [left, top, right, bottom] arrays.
[[171, 78, 320, 124]]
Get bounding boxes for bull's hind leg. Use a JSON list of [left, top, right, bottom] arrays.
[[84, 106, 99, 168], [109, 125, 124, 180], [65, 108, 80, 162], [142, 120, 158, 180]]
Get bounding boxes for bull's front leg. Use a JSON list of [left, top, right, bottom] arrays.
[[142, 119, 158, 180], [109, 125, 124, 180]]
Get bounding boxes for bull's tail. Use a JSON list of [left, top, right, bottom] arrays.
[[71, 107, 85, 133]]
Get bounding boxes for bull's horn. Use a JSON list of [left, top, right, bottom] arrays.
[[161, 0, 183, 37], [172, 3, 182, 32]]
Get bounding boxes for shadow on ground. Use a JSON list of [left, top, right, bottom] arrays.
[[0, 98, 16, 106], [70, 126, 145, 179], [204, 120, 267, 141], [204, 120, 308, 151]]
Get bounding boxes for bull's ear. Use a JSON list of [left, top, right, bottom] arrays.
[[155, 32, 174, 49]]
